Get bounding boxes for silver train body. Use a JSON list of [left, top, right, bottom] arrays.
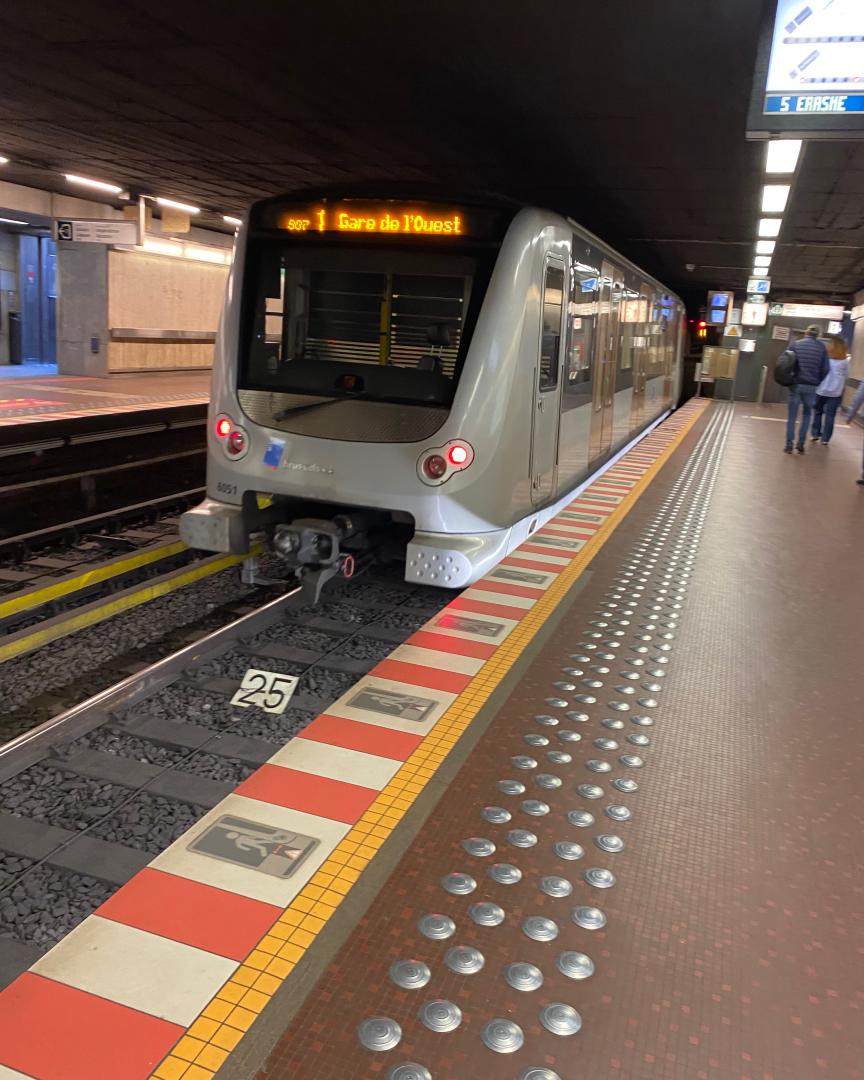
[[181, 196, 684, 588]]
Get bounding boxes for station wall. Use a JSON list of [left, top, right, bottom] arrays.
[[0, 231, 16, 365]]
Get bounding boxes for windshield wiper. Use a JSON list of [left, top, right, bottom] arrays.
[[273, 393, 366, 421]]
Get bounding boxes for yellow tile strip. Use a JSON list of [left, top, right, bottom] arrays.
[[150, 401, 710, 1080]]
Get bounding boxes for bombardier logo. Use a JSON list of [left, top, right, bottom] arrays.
[[283, 461, 335, 475]]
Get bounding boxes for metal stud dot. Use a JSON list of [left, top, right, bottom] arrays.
[[573, 905, 607, 930], [524, 733, 549, 747], [586, 759, 611, 774], [535, 773, 563, 789], [463, 837, 496, 858], [545, 698, 569, 708], [481, 1019, 525, 1054], [583, 867, 616, 889], [596, 650, 617, 660], [609, 701, 631, 712], [482, 806, 512, 825], [390, 960, 432, 990], [540, 875, 573, 897], [523, 915, 559, 942], [489, 863, 522, 885], [557, 729, 582, 743], [593, 737, 618, 751], [419, 1000, 462, 1033], [619, 754, 644, 769], [605, 804, 632, 822], [637, 698, 659, 709], [581, 679, 603, 689], [497, 780, 526, 795], [620, 670, 640, 681], [561, 667, 583, 677], [441, 872, 476, 895], [614, 685, 636, 696], [445, 945, 485, 975], [594, 834, 625, 853], [512, 756, 537, 770], [565, 711, 590, 723], [628, 733, 651, 747], [522, 798, 550, 816], [577, 783, 604, 799], [601, 718, 624, 730], [505, 962, 544, 992], [534, 714, 558, 727], [539, 1003, 583, 1036], [554, 681, 576, 692], [546, 750, 572, 765], [567, 809, 594, 827], [554, 840, 584, 861], [418, 913, 455, 940], [358, 1017, 402, 1051], [469, 901, 505, 927], [520, 1069, 562, 1080], [631, 714, 654, 726], [569, 654, 591, 663], [508, 829, 538, 849], [388, 1065, 432, 1080], [589, 665, 610, 674], [573, 694, 597, 705], [642, 683, 663, 693], [556, 951, 595, 980]]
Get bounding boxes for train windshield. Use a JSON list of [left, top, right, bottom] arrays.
[[240, 242, 492, 410]]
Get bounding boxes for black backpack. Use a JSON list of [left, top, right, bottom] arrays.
[[774, 348, 799, 387]]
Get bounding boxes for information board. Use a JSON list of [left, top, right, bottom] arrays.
[[749, 0, 864, 138]]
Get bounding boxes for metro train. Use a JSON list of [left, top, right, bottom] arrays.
[[180, 191, 685, 593]]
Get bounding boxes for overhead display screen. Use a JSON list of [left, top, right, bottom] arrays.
[[748, 0, 864, 137], [253, 200, 513, 240]]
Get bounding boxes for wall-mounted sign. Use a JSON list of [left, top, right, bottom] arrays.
[[708, 290, 733, 327], [827, 320, 843, 334], [55, 218, 140, 245], [724, 324, 742, 338], [747, 277, 771, 295], [739, 337, 757, 353], [730, 308, 742, 325], [748, 0, 864, 138], [742, 301, 769, 327], [768, 302, 845, 320], [772, 324, 791, 341]]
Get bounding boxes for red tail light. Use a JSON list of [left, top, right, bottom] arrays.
[[215, 417, 231, 437], [448, 444, 469, 465], [422, 454, 448, 479], [227, 430, 247, 456]]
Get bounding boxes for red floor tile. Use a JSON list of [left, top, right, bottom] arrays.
[[469, 577, 544, 600], [518, 542, 578, 560], [236, 764, 378, 823], [501, 555, 565, 574], [371, 658, 472, 694], [449, 595, 529, 620], [0, 973, 183, 1080], [405, 629, 498, 660], [300, 714, 422, 760], [95, 868, 282, 961]]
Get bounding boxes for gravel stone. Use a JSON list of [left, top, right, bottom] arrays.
[[89, 791, 207, 854], [0, 863, 116, 948], [1, 763, 133, 832]]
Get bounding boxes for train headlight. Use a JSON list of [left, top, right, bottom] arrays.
[[227, 429, 247, 456], [417, 440, 475, 486], [215, 416, 232, 438]]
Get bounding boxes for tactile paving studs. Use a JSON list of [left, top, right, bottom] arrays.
[[589, 664, 611, 674], [573, 694, 597, 704], [540, 875, 573, 898], [595, 834, 625, 853], [561, 667, 584, 677], [482, 806, 512, 825], [581, 679, 603, 689], [489, 863, 522, 885], [388, 1065, 432, 1080], [554, 682, 576, 692], [593, 737, 619, 751], [613, 777, 639, 793], [546, 750, 572, 765], [554, 840, 585, 861], [583, 867, 616, 889], [605, 804, 632, 822], [619, 754, 644, 769], [441, 872, 476, 895], [523, 916, 559, 942], [577, 783, 604, 799], [507, 829, 538, 849], [573, 905, 607, 930], [512, 755, 537, 770], [481, 1018, 524, 1054], [619, 670, 640, 681], [419, 1000, 462, 1033], [522, 798, 550, 816], [601, 718, 625, 730], [628, 733, 651, 747], [535, 773, 563, 789], [614, 685, 636, 696], [445, 945, 485, 975], [545, 698, 569, 708], [539, 1003, 583, 1036], [567, 809, 594, 827], [498, 780, 526, 795], [557, 730, 582, 743], [565, 711, 590, 723], [642, 683, 663, 694], [609, 701, 631, 712], [469, 901, 505, 927], [534, 714, 558, 727], [463, 837, 496, 857], [586, 759, 612, 773], [505, 962, 544, 992], [524, 733, 549, 747], [631, 714, 654, 726], [556, 951, 595, 980], [418, 914, 456, 940], [390, 960, 432, 990], [358, 1017, 402, 1051]]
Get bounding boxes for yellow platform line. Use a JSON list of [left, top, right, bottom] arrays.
[[0, 539, 188, 621], [151, 401, 710, 1080], [0, 550, 254, 665]]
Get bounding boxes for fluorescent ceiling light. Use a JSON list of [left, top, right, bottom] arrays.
[[65, 173, 123, 194], [765, 140, 802, 174], [156, 196, 201, 214], [0, 156, 9, 165], [223, 215, 242, 227], [755, 239, 776, 254], [758, 217, 782, 238], [141, 237, 230, 265], [0, 216, 28, 225], [750, 268, 769, 278], [761, 184, 790, 213], [754, 255, 772, 267]]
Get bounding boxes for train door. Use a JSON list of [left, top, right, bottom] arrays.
[[630, 283, 651, 425], [590, 260, 623, 458], [530, 259, 566, 505]]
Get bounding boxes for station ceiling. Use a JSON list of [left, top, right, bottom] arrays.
[[1, 0, 862, 305]]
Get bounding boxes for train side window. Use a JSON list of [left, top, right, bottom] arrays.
[[539, 265, 564, 391], [562, 260, 597, 409]]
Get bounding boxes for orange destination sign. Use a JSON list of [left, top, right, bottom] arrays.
[[277, 205, 465, 236]]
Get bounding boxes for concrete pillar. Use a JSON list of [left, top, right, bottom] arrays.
[[56, 241, 108, 376]]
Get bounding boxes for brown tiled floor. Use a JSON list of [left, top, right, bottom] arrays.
[[249, 403, 864, 1080]]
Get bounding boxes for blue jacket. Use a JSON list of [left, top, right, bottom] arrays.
[[790, 336, 829, 386]]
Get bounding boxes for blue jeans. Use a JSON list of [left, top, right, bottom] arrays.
[[786, 384, 818, 448], [812, 394, 841, 443]]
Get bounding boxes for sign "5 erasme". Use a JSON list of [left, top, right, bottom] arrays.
[[55, 218, 140, 244]]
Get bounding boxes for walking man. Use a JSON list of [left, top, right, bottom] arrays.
[[785, 324, 829, 454], [811, 334, 850, 445]]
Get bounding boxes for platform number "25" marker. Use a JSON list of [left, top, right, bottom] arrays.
[[231, 669, 299, 715]]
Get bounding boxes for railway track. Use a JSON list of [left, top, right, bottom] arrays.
[[0, 564, 456, 986]]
